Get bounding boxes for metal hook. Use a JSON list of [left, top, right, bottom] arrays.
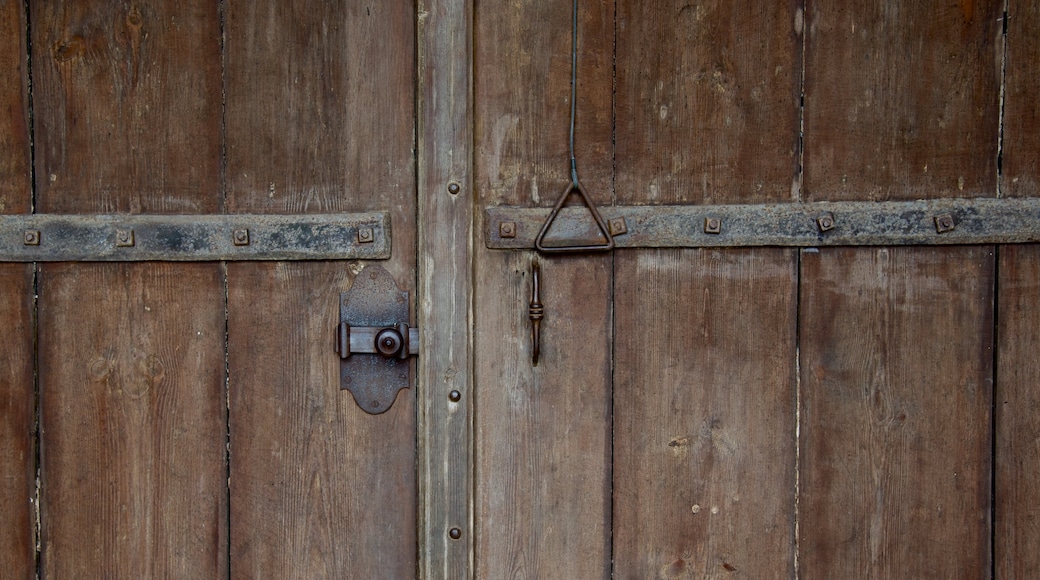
[[529, 260, 544, 365]]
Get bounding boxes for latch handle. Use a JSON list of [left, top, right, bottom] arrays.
[[534, 179, 615, 253], [337, 322, 419, 359]]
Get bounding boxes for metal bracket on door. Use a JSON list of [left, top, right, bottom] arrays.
[[336, 264, 418, 414]]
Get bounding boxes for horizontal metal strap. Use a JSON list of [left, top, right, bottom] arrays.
[[486, 197, 1040, 249], [1, 212, 390, 261]]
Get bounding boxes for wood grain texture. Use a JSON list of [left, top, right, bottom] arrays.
[[0, 4, 34, 576], [612, 3, 800, 577], [615, 1, 802, 203], [613, 249, 797, 579], [39, 263, 228, 578], [31, 0, 222, 213], [803, 0, 1003, 200], [31, 1, 226, 576], [224, 3, 417, 577], [474, 254, 613, 579], [418, 0, 474, 574], [0, 265, 35, 580], [0, 0, 30, 211], [1002, 1, 1040, 196], [475, 0, 614, 209], [995, 245, 1040, 578], [474, 0, 614, 576], [227, 264, 416, 579], [799, 247, 993, 578]]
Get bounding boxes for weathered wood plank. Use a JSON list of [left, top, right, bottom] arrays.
[[224, 3, 416, 577], [32, 1, 222, 213], [418, 0, 474, 574], [0, 0, 30, 213], [803, 0, 1003, 200], [995, 244, 1040, 578], [613, 249, 797, 578], [0, 265, 35, 579], [0, 3, 34, 577], [800, 3, 998, 575], [474, 0, 614, 576], [227, 263, 416, 578], [612, 2, 801, 577], [31, 1, 226, 576], [39, 263, 228, 578], [474, 254, 613, 579], [615, 1, 802, 204], [799, 247, 993, 577], [1002, 1, 1040, 196]]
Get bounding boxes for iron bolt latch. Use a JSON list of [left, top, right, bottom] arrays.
[[337, 322, 419, 360]]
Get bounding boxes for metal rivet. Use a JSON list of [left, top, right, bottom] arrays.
[[449, 390, 461, 402], [704, 217, 722, 234], [448, 182, 461, 195], [448, 527, 462, 540], [608, 217, 628, 236], [233, 228, 250, 246], [358, 227, 374, 243], [499, 221, 517, 238], [116, 229, 135, 247], [816, 213, 835, 232], [934, 214, 955, 234], [23, 230, 40, 246]]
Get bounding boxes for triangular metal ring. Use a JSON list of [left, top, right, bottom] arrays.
[[534, 179, 615, 253]]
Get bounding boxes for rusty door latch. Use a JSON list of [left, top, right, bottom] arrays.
[[336, 265, 417, 414]]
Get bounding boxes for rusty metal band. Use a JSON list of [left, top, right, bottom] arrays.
[[0, 212, 390, 261], [486, 197, 1040, 249]]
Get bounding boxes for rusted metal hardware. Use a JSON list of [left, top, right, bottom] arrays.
[[0, 212, 391, 261], [486, 197, 1040, 248], [337, 265, 416, 414], [534, 180, 615, 253], [529, 260, 544, 366]]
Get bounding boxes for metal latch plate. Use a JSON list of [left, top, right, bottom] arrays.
[[338, 265, 413, 414]]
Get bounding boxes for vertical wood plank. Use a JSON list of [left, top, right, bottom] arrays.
[[227, 264, 415, 578], [32, 1, 222, 212], [615, 1, 803, 203], [1002, 1, 1040, 196], [474, 0, 614, 576], [31, 1, 226, 576], [0, 265, 34, 579], [0, 0, 31, 212], [418, 0, 474, 574], [0, 4, 35, 576], [799, 248, 993, 577], [800, 3, 999, 576], [39, 264, 228, 578], [613, 249, 797, 578], [223, 3, 416, 577], [996, 4, 1040, 575], [995, 244, 1040, 578], [612, 2, 801, 577], [803, 0, 1003, 200]]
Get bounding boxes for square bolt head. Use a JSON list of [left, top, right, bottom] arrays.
[[23, 230, 41, 246], [934, 214, 956, 234], [816, 213, 836, 232], [233, 228, 250, 246], [704, 217, 722, 235], [499, 221, 517, 238], [608, 217, 628, 236], [357, 227, 374, 243], [115, 229, 135, 247]]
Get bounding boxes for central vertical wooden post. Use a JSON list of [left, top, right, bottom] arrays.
[[417, 0, 474, 576]]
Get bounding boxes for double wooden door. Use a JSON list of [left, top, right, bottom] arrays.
[[2, 0, 1039, 578]]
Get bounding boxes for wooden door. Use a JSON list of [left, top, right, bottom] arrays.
[[474, 0, 1040, 578], [4, 1, 1040, 579], [1, 1, 418, 578]]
